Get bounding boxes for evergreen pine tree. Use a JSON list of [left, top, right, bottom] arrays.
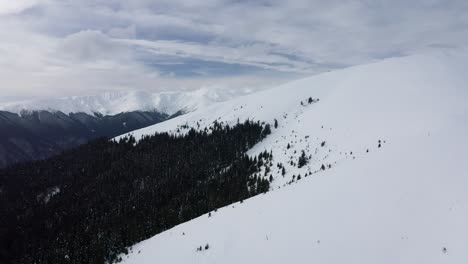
[[298, 151, 308, 168]]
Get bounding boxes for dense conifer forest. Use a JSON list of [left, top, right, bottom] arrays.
[[0, 120, 271, 264]]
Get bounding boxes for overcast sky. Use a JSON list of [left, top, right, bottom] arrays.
[[0, 0, 467, 97]]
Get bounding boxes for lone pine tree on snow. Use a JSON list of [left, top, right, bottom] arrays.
[[298, 150, 308, 168]]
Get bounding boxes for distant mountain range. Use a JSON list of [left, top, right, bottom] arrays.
[[0, 110, 168, 167], [0, 88, 256, 116], [0, 88, 256, 167]]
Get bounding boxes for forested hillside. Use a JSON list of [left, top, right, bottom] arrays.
[[0, 120, 271, 264]]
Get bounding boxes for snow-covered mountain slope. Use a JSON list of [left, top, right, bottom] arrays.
[[117, 50, 468, 264], [0, 87, 255, 116]]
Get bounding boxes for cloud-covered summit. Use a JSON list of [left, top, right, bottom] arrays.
[[1, 0, 467, 97]]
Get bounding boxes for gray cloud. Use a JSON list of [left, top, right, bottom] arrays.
[[0, 0, 467, 97]]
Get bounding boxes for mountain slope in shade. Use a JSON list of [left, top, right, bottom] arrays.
[[0, 110, 168, 167], [117, 50, 468, 264], [0, 87, 257, 116]]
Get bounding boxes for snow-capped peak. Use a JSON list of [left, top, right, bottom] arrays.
[[0, 87, 257, 116]]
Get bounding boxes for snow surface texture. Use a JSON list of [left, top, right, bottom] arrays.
[[117, 50, 468, 264], [0, 87, 256, 116]]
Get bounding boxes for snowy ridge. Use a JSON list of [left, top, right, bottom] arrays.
[[0, 87, 256, 116], [117, 50, 468, 264]]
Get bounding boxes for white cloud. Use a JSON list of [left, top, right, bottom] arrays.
[[1, 0, 468, 97], [0, 27, 288, 97], [0, 0, 42, 15], [59, 30, 131, 61]]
